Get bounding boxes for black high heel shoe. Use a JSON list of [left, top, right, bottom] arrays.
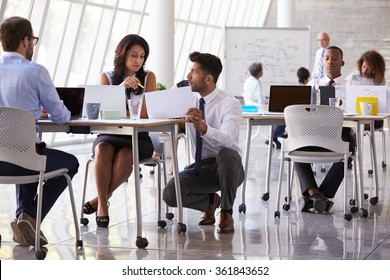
[[96, 216, 110, 227], [83, 201, 97, 215]]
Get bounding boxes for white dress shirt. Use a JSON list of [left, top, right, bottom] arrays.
[[242, 75, 266, 105], [187, 87, 243, 160]]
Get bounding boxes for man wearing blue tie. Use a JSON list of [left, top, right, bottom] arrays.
[[163, 52, 244, 233], [312, 32, 330, 80]]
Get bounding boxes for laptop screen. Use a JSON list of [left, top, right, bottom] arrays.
[[268, 85, 312, 113], [319, 86, 336, 105], [56, 87, 85, 119]]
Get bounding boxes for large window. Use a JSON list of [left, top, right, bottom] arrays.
[[0, 0, 269, 87]]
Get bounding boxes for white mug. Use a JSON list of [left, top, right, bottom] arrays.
[[360, 101, 373, 115]]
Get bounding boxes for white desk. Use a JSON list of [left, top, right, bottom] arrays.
[[240, 113, 390, 214], [38, 118, 186, 248]]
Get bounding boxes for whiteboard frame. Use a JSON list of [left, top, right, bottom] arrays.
[[224, 26, 311, 97]]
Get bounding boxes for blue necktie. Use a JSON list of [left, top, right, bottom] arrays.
[[194, 98, 205, 174]]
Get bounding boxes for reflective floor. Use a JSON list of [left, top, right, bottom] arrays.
[[1, 125, 390, 260]]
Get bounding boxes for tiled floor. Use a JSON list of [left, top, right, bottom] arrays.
[[1, 124, 390, 260]]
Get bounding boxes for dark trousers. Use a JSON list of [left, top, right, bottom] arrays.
[[294, 127, 356, 198], [163, 148, 245, 212], [0, 147, 79, 220]]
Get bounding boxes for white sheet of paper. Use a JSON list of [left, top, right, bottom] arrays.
[[346, 85, 387, 113], [144, 86, 195, 119]]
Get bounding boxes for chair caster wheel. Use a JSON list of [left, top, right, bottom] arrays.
[[158, 220, 167, 228], [238, 204, 246, 214], [80, 217, 89, 226], [166, 213, 174, 220], [76, 239, 83, 249], [364, 193, 369, 200], [359, 208, 368, 218], [282, 204, 290, 211], [149, 170, 155, 175], [274, 211, 280, 218], [136, 237, 149, 249], [344, 214, 352, 221], [369, 197, 378, 205], [35, 249, 46, 260], [284, 196, 292, 202], [321, 168, 326, 173], [368, 169, 373, 175], [382, 162, 386, 168], [350, 206, 358, 213], [176, 222, 187, 234], [261, 192, 269, 201], [349, 198, 356, 206]]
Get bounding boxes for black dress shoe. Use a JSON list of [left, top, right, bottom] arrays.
[[265, 138, 281, 149], [299, 196, 313, 212]]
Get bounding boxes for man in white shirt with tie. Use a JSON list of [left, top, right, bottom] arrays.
[[163, 52, 245, 234], [312, 32, 330, 80]]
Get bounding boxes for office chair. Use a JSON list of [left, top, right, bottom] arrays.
[[274, 105, 367, 221], [80, 154, 171, 229], [0, 107, 82, 259]]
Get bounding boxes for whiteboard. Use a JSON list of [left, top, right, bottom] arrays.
[[224, 27, 311, 97]]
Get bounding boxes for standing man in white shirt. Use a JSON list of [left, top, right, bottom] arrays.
[[242, 62, 266, 106], [312, 32, 330, 80], [163, 52, 245, 234]]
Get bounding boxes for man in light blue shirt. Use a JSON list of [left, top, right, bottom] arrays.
[[0, 16, 79, 246]]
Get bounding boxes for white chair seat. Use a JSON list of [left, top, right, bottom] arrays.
[[288, 151, 348, 163]]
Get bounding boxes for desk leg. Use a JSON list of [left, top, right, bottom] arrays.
[[263, 125, 274, 201], [171, 124, 186, 234], [239, 119, 252, 213], [369, 121, 379, 205], [133, 127, 148, 248]]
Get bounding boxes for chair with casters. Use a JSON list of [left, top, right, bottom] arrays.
[[80, 154, 172, 229], [274, 105, 366, 221], [0, 107, 82, 260]]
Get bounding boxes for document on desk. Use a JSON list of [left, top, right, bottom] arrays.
[[144, 86, 195, 119]]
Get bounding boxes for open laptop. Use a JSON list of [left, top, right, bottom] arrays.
[[144, 86, 194, 119], [319, 86, 336, 105], [81, 85, 127, 118], [265, 85, 312, 114], [56, 87, 85, 119]]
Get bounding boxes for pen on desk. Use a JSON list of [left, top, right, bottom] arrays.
[[137, 83, 144, 89]]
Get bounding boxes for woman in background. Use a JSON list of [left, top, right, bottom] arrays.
[[348, 50, 386, 130], [83, 34, 156, 227]]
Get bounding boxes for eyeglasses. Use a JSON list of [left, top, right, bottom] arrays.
[[24, 36, 39, 45], [30, 36, 39, 45]]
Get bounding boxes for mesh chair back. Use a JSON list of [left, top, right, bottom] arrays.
[[0, 107, 46, 171], [283, 105, 348, 153]]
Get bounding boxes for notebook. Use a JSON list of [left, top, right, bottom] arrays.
[[81, 85, 127, 118], [265, 85, 312, 114], [346, 85, 387, 114], [56, 87, 85, 119], [319, 86, 336, 105], [144, 86, 194, 119]]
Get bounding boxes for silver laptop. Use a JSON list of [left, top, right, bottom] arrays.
[[265, 85, 312, 114], [81, 85, 127, 118]]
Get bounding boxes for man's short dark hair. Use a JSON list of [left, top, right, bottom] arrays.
[[189, 51, 223, 83], [326, 46, 343, 59], [0, 16, 33, 51]]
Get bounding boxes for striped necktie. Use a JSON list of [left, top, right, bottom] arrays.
[[317, 49, 325, 78], [194, 98, 205, 174]]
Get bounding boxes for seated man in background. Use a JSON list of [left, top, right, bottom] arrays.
[[297, 46, 356, 213]]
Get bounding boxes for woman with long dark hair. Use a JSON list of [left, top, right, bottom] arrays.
[[83, 34, 156, 227]]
